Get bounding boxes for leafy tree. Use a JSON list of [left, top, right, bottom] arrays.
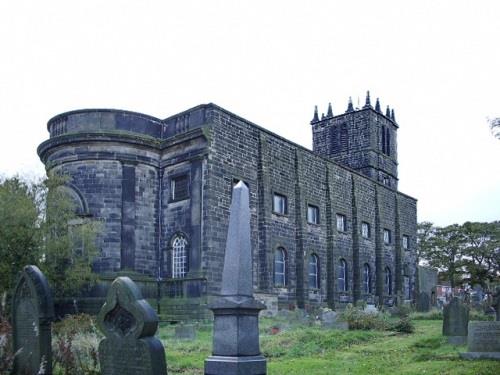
[[416, 221, 435, 265], [0, 177, 41, 296], [489, 117, 500, 139], [0, 174, 101, 300], [461, 221, 500, 288], [417, 221, 500, 289]]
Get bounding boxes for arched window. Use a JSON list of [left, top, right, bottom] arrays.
[[363, 263, 371, 294], [308, 254, 319, 289], [338, 259, 348, 292], [172, 234, 188, 278], [384, 267, 392, 295], [274, 247, 287, 287]]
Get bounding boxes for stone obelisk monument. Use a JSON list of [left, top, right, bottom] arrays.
[[204, 181, 267, 375]]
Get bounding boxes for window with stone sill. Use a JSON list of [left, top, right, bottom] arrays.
[[273, 193, 288, 215], [307, 204, 320, 224], [361, 222, 371, 239], [336, 214, 347, 232], [274, 247, 287, 287], [171, 174, 189, 201], [402, 235, 410, 250], [171, 234, 188, 279], [363, 263, 372, 294], [338, 259, 348, 292], [384, 266, 392, 295], [383, 229, 391, 244], [308, 254, 319, 289]]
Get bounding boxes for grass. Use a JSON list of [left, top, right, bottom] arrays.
[[160, 319, 500, 375]]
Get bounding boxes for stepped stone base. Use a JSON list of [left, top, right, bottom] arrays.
[[205, 355, 267, 375], [460, 352, 500, 360]]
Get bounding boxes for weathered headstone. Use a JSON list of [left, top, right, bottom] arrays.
[[492, 286, 500, 321], [320, 309, 337, 328], [460, 321, 500, 360], [175, 324, 196, 340], [442, 297, 469, 345], [97, 276, 167, 375], [416, 292, 430, 312], [12, 265, 54, 375], [205, 182, 267, 375]]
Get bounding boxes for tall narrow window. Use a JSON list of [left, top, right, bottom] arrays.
[[386, 129, 391, 156], [273, 193, 287, 215], [172, 234, 188, 278], [363, 263, 371, 294], [402, 235, 410, 250], [171, 175, 189, 201], [274, 247, 287, 287], [307, 205, 319, 224], [336, 214, 346, 232], [384, 267, 392, 295], [383, 229, 391, 244], [338, 259, 348, 292], [309, 254, 319, 289], [381, 126, 386, 154], [361, 222, 370, 239]]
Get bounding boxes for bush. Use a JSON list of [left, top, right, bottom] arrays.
[[410, 309, 443, 320], [390, 304, 412, 318], [390, 317, 415, 333], [469, 309, 494, 321], [0, 312, 16, 375], [339, 304, 389, 331], [52, 314, 102, 375]]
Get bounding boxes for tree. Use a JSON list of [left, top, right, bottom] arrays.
[[0, 174, 101, 300], [488, 117, 500, 139], [461, 221, 500, 288], [417, 221, 500, 289], [0, 177, 41, 296], [416, 221, 436, 265]]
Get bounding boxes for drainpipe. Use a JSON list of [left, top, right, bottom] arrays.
[[157, 168, 163, 314]]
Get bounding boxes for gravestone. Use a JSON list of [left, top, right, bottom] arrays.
[[12, 265, 54, 375], [205, 182, 267, 375], [442, 297, 468, 345], [460, 321, 500, 360], [97, 276, 167, 375], [175, 324, 196, 340], [320, 309, 337, 328], [492, 286, 500, 321], [416, 292, 430, 312]]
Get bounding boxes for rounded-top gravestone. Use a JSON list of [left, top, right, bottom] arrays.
[[12, 265, 54, 375], [97, 276, 167, 375]]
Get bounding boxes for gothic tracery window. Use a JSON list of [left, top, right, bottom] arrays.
[[172, 234, 188, 278]]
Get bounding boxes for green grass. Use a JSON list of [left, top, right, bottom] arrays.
[[161, 320, 499, 375]]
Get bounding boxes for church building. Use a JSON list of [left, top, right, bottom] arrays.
[[38, 93, 417, 319]]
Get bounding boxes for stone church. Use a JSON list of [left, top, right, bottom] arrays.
[[37, 92, 417, 319]]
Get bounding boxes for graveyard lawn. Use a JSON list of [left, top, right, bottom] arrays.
[[160, 320, 499, 375]]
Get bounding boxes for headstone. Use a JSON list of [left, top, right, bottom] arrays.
[[320, 309, 337, 328], [442, 297, 469, 345], [12, 265, 54, 375], [364, 304, 378, 314], [175, 324, 196, 340], [460, 321, 500, 360], [416, 292, 430, 312], [97, 276, 167, 375], [205, 182, 267, 375], [492, 286, 500, 321]]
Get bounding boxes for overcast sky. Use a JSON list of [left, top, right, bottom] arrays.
[[1, 1, 499, 226]]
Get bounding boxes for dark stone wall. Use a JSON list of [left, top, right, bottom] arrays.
[[205, 105, 417, 308], [39, 104, 417, 315]]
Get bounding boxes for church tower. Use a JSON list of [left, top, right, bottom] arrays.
[[311, 92, 399, 189]]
